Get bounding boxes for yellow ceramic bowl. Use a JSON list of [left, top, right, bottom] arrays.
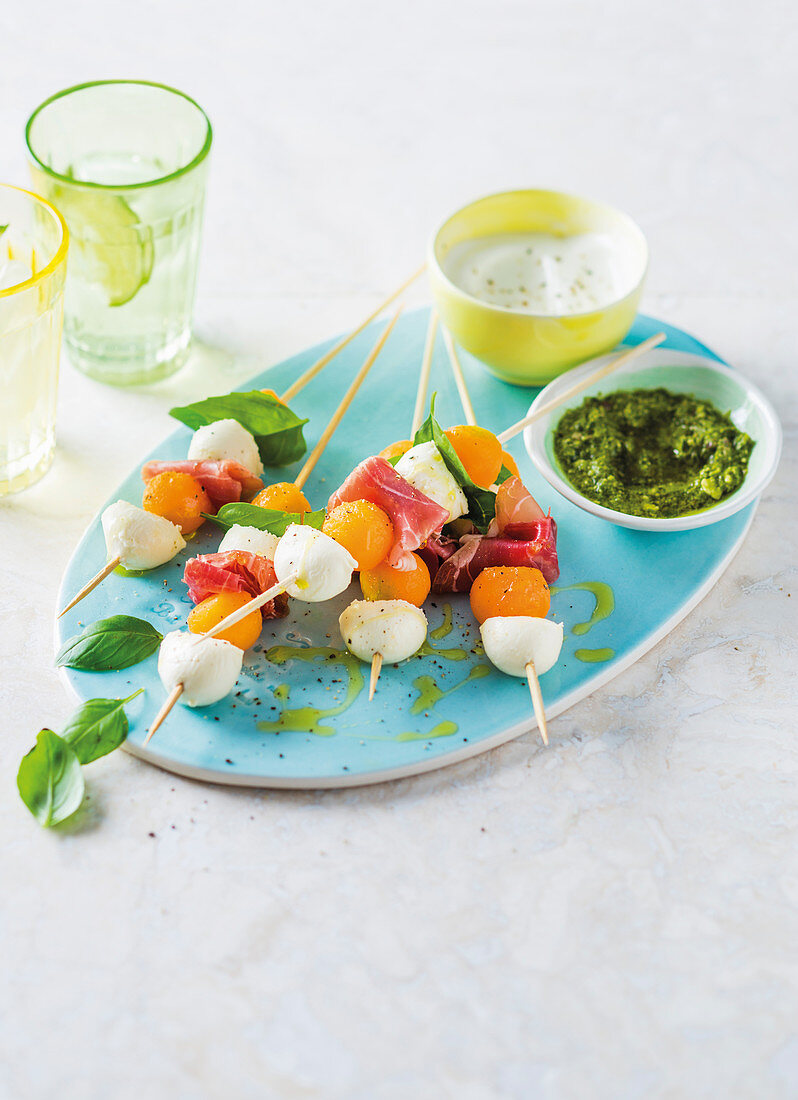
[[428, 189, 649, 386]]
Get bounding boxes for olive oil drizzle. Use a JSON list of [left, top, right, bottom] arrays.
[[429, 603, 454, 641], [257, 645, 365, 737], [551, 581, 614, 635], [410, 665, 490, 716], [397, 721, 459, 743], [551, 580, 616, 663], [574, 647, 615, 663]]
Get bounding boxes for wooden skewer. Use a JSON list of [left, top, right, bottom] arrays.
[[369, 652, 383, 701], [367, 312, 447, 703], [279, 265, 425, 403], [58, 556, 121, 618], [294, 308, 402, 490], [442, 327, 476, 426], [205, 572, 301, 639], [143, 571, 301, 744], [497, 332, 667, 444], [440, 337, 553, 746], [410, 310, 439, 437], [144, 683, 183, 744], [525, 659, 549, 747]]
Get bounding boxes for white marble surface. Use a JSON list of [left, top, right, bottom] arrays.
[[1, 1, 797, 1096]]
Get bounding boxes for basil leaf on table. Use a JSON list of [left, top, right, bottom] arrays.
[[17, 729, 84, 827], [60, 690, 143, 765], [56, 615, 162, 671], [412, 393, 498, 533], [170, 391, 308, 467], [205, 504, 326, 535]]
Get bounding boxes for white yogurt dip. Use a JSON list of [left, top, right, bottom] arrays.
[[441, 231, 638, 316]]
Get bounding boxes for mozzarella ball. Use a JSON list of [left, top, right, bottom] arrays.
[[158, 631, 243, 707], [339, 599, 427, 664], [218, 523, 279, 560], [188, 419, 263, 476], [480, 616, 563, 678], [102, 500, 185, 570], [273, 523, 356, 602], [395, 440, 468, 522]]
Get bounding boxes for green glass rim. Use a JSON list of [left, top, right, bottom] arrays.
[[25, 79, 213, 191], [0, 183, 69, 300]]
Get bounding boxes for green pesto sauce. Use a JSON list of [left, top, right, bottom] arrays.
[[553, 388, 754, 518]]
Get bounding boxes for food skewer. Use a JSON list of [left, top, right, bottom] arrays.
[[59, 503, 186, 617], [59, 557, 121, 618], [294, 308, 402, 490], [369, 653, 383, 702], [144, 313, 398, 740], [479, 613, 563, 747], [339, 600, 428, 701], [525, 658, 548, 746], [441, 345, 561, 745], [364, 326, 443, 696], [280, 265, 424, 403], [441, 327, 476, 427], [144, 570, 301, 743], [146, 684, 184, 742], [145, 521, 361, 739], [410, 310, 439, 437], [498, 332, 666, 444]]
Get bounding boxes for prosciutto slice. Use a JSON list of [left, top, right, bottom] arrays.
[[489, 476, 546, 536], [432, 517, 559, 593], [416, 531, 459, 581], [183, 551, 289, 617], [142, 460, 263, 507], [328, 456, 449, 569]]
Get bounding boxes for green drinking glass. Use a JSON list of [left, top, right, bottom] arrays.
[[26, 80, 212, 386]]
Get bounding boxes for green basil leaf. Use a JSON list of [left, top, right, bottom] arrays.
[[205, 504, 326, 535], [56, 615, 163, 671], [412, 394, 497, 532], [413, 393, 476, 488], [496, 464, 514, 485], [464, 487, 499, 530], [170, 391, 308, 467], [17, 729, 84, 827], [60, 690, 142, 764]]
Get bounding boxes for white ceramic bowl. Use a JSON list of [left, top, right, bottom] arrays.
[[523, 348, 782, 532]]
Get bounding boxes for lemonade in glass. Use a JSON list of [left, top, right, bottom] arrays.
[[26, 81, 212, 386], [0, 184, 67, 494]]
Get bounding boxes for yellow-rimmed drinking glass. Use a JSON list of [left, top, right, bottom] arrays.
[[0, 184, 68, 495]]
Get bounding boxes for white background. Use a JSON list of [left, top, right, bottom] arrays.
[[1, 1, 796, 1097]]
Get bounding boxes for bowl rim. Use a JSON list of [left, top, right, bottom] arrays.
[[522, 348, 783, 532], [427, 187, 649, 321]]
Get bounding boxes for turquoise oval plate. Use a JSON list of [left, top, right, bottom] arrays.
[[56, 310, 756, 787]]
